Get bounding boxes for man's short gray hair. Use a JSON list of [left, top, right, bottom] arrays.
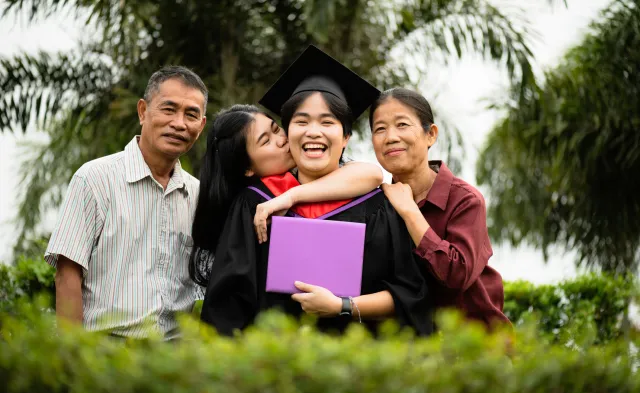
[[144, 66, 208, 110]]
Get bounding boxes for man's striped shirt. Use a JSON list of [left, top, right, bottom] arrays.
[[45, 136, 201, 338]]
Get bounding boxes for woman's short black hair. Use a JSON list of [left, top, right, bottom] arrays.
[[280, 91, 354, 138]]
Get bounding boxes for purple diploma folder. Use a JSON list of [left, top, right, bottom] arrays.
[[266, 216, 365, 297]]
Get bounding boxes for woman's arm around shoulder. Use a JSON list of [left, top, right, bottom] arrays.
[[254, 162, 383, 243]]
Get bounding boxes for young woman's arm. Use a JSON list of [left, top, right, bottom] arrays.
[[287, 161, 383, 204], [254, 162, 383, 243]]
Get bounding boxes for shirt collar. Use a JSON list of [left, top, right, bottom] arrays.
[[124, 136, 187, 192], [124, 136, 152, 183], [419, 160, 453, 211], [167, 160, 188, 194]]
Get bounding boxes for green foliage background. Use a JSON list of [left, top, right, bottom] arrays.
[[0, 0, 538, 255], [477, 0, 640, 273]]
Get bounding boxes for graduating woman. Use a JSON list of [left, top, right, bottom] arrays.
[[197, 46, 432, 336]]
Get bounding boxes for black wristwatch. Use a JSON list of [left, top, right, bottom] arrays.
[[339, 296, 352, 316]]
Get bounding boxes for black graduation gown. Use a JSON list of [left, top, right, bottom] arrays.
[[201, 179, 434, 336]]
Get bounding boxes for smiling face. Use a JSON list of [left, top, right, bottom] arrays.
[[371, 97, 438, 177], [137, 78, 207, 160], [245, 113, 296, 177], [287, 92, 350, 183]]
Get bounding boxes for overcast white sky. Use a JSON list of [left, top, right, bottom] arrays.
[[0, 0, 612, 283]]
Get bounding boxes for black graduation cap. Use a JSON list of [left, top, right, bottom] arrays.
[[259, 45, 381, 119]]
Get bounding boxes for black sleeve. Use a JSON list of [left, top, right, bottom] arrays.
[[200, 195, 260, 336], [371, 200, 434, 336]]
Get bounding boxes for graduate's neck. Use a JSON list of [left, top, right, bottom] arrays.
[[297, 170, 321, 185], [296, 165, 338, 185], [393, 159, 437, 203]]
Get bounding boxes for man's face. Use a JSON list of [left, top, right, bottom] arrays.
[[137, 78, 207, 159]]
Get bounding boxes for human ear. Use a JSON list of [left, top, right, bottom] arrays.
[[137, 99, 147, 125], [342, 133, 351, 149], [426, 124, 439, 148]]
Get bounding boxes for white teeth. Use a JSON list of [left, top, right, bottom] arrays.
[[303, 143, 327, 150]]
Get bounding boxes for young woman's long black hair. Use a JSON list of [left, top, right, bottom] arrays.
[[189, 105, 259, 286]]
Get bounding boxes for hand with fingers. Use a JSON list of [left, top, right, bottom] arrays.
[[381, 182, 416, 216], [254, 192, 294, 244], [291, 281, 342, 317]]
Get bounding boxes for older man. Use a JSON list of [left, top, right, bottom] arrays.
[[45, 66, 207, 338]]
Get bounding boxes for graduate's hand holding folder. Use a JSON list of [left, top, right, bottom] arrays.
[[266, 214, 366, 317], [291, 280, 343, 317]]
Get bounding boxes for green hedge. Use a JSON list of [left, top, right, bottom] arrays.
[[0, 305, 638, 393], [1, 260, 639, 391], [0, 256, 55, 314], [504, 275, 637, 344], [1, 257, 637, 344]]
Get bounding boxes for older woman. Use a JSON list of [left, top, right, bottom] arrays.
[[370, 88, 510, 329]]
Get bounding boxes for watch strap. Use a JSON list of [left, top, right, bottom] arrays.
[[339, 296, 352, 316]]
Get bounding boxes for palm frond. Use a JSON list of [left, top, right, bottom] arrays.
[[1, 0, 75, 21], [403, 0, 536, 94], [14, 101, 137, 251], [0, 51, 112, 133], [2, 0, 156, 69]]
